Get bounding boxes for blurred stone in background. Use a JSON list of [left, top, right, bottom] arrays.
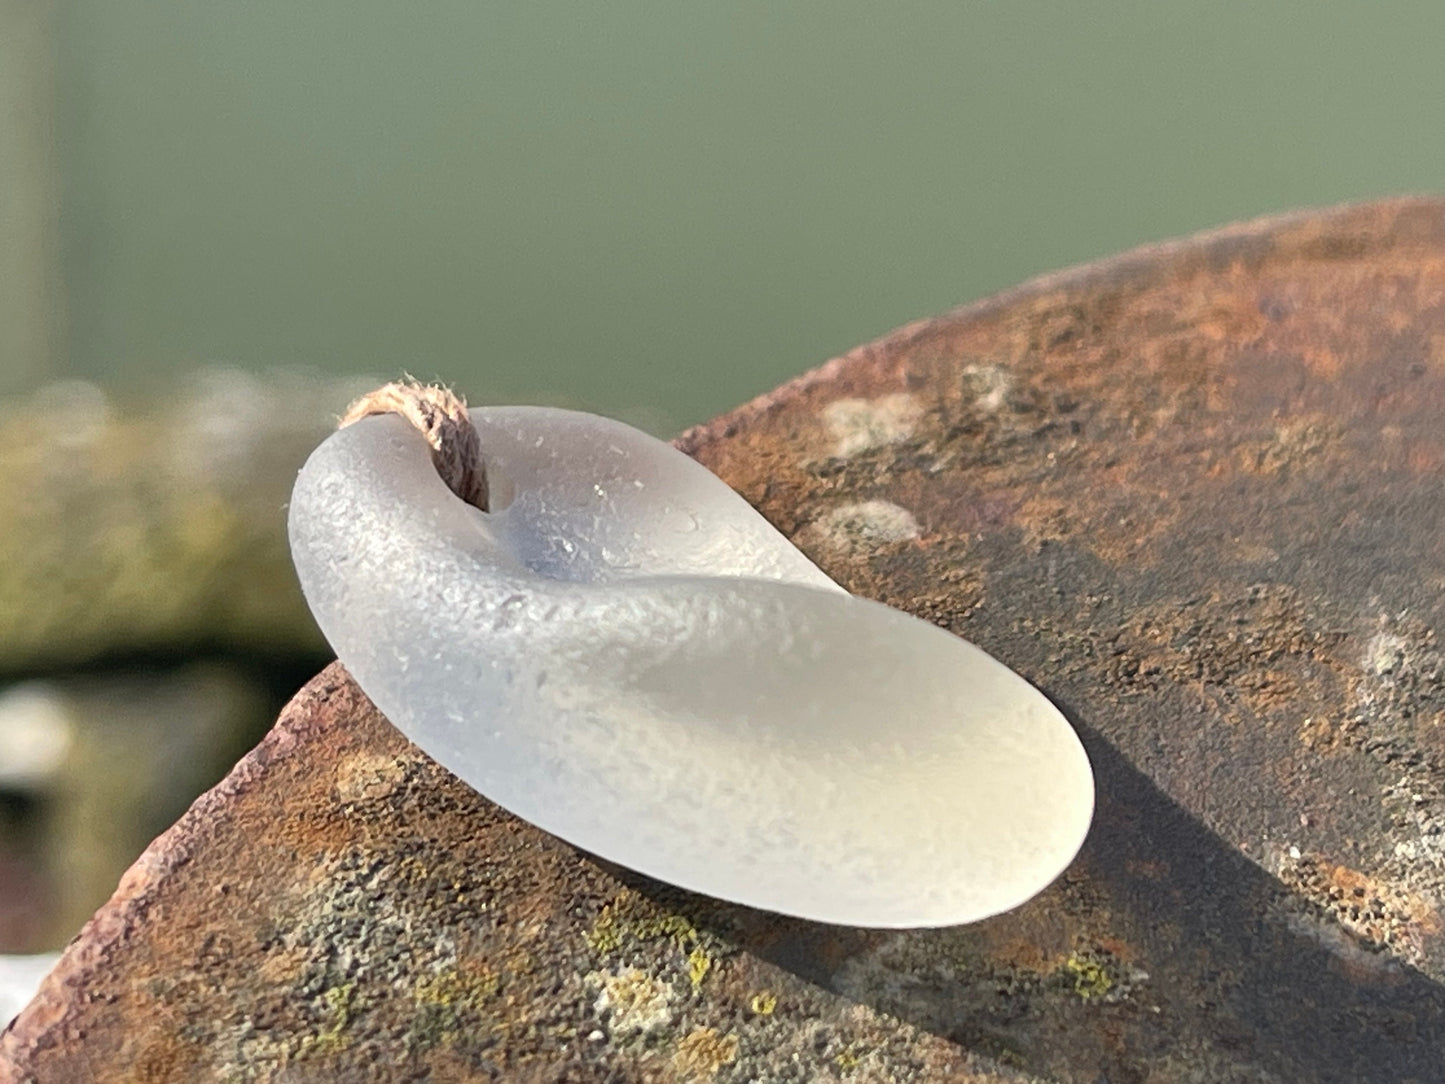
[[0, 370, 351, 672], [0, 371, 351, 952], [0, 666, 271, 948]]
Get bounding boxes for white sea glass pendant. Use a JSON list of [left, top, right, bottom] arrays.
[[288, 408, 1094, 927]]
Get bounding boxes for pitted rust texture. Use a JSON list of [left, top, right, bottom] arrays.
[[2, 666, 1005, 1083], [8, 198, 1445, 1081], [682, 197, 1445, 1080]]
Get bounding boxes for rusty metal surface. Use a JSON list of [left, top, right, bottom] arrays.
[[8, 197, 1445, 1081], [1, 666, 1000, 1082]]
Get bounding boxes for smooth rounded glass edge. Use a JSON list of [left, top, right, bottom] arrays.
[[288, 412, 1097, 927]]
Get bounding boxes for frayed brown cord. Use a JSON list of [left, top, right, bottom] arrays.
[[340, 380, 489, 511]]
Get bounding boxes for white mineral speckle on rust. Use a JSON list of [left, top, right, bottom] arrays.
[[821, 394, 923, 458], [1364, 629, 1410, 676], [589, 969, 675, 1037], [807, 500, 922, 552], [961, 364, 1012, 412], [334, 750, 412, 804]]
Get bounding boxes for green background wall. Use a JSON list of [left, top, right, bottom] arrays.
[[19, 2, 1445, 431]]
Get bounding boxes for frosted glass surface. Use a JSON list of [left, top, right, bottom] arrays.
[[288, 409, 1094, 927]]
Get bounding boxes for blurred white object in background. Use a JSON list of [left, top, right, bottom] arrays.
[[0, 684, 74, 790], [0, 952, 59, 1026]]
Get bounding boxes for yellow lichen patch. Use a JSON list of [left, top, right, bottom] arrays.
[[672, 1027, 738, 1080], [686, 944, 712, 988], [411, 960, 501, 1038], [586, 889, 721, 990], [1054, 949, 1142, 1003], [1062, 953, 1113, 1000], [298, 980, 364, 1056], [834, 1042, 868, 1071], [586, 890, 698, 956], [748, 990, 777, 1015]]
